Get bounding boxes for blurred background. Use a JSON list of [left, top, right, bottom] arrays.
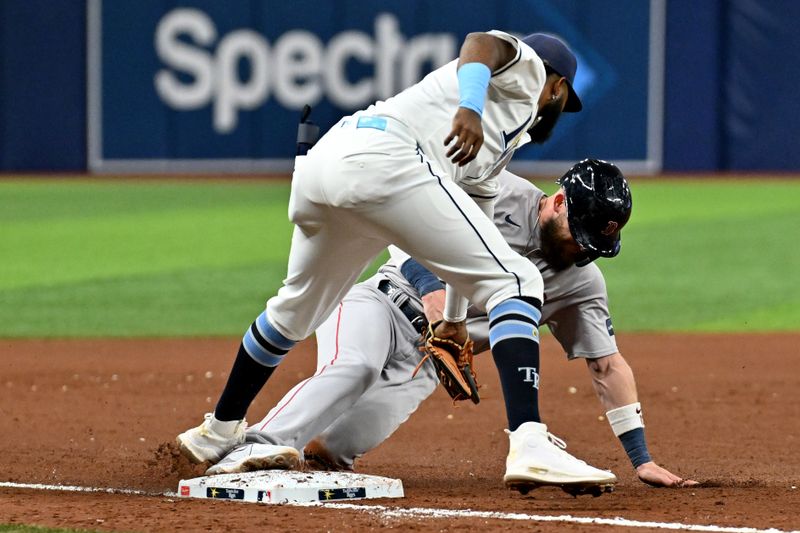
[[1, 0, 798, 337], [2, 0, 800, 174]]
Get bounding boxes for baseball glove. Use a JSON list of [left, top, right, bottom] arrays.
[[413, 320, 480, 404]]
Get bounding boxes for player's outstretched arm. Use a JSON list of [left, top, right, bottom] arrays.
[[445, 33, 517, 167], [586, 353, 698, 488]]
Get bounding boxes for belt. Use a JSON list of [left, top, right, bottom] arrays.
[[377, 279, 428, 334]]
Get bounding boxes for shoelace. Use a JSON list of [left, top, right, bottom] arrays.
[[546, 432, 588, 466], [547, 433, 567, 449]]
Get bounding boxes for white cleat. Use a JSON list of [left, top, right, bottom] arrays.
[[205, 443, 302, 475], [504, 422, 617, 497], [176, 413, 246, 464]]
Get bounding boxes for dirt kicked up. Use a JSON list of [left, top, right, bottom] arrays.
[[0, 334, 798, 532]]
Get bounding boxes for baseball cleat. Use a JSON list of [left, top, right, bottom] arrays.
[[503, 422, 616, 496], [205, 443, 301, 475], [507, 480, 615, 498], [176, 413, 246, 464]]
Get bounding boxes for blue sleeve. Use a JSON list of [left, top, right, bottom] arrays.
[[400, 258, 445, 297], [619, 428, 653, 468]]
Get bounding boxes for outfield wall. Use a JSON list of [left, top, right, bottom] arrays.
[[0, 0, 798, 173]]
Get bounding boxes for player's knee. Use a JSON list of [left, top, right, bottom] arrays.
[[339, 357, 383, 390], [483, 260, 543, 312], [516, 261, 544, 299]]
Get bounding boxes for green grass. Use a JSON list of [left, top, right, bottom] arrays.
[[590, 180, 800, 331], [1, 177, 798, 337], [2, 180, 292, 336]]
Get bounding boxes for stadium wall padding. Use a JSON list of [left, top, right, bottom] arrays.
[[0, 0, 797, 172]]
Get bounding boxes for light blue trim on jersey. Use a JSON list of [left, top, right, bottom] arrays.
[[255, 311, 295, 351], [489, 320, 540, 348], [489, 299, 542, 325], [457, 63, 491, 116], [356, 116, 387, 131], [242, 328, 284, 367]]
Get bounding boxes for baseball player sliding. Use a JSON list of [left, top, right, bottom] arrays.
[[179, 29, 628, 494], [197, 166, 697, 492]]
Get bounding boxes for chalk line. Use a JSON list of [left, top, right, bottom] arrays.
[[0, 481, 176, 498], [1, 481, 796, 533]]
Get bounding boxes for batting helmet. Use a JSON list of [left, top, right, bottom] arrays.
[[557, 159, 632, 266]]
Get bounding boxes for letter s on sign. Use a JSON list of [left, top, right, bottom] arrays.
[[154, 8, 216, 110]]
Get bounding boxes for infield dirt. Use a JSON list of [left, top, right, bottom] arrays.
[[1, 334, 798, 532]]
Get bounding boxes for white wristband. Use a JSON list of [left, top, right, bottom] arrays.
[[606, 402, 645, 437]]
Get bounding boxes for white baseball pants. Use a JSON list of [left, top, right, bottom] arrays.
[[265, 114, 543, 341]]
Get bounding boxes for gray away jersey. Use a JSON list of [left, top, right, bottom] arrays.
[[371, 170, 619, 360]]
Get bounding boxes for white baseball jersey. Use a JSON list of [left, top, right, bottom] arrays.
[[368, 30, 546, 198]]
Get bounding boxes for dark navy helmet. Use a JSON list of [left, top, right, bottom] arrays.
[[557, 159, 632, 266]]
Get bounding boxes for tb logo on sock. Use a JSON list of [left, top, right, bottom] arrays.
[[517, 367, 540, 389]]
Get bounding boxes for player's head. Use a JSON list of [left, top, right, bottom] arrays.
[[557, 159, 632, 266], [521, 33, 582, 144], [538, 159, 631, 270], [522, 33, 582, 112]]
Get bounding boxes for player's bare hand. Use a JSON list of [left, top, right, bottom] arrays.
[[636, 461, 699, 488], [421, 289, 445, 324], [433, 319, 469, 346], [444, 107, 484, 166]]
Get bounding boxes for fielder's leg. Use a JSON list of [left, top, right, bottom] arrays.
[[214, 215, 386, 413], [178, 157, 389, 465]]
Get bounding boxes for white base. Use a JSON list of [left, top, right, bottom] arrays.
[[178, 470, 404, 504]]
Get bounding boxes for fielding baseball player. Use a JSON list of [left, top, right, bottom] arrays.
[[195, 164, 696, 493], [178, 30, 620, 493]]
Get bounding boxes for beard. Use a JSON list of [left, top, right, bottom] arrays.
[[539, 216, 575, 271], [528, 98, 564, 144]]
